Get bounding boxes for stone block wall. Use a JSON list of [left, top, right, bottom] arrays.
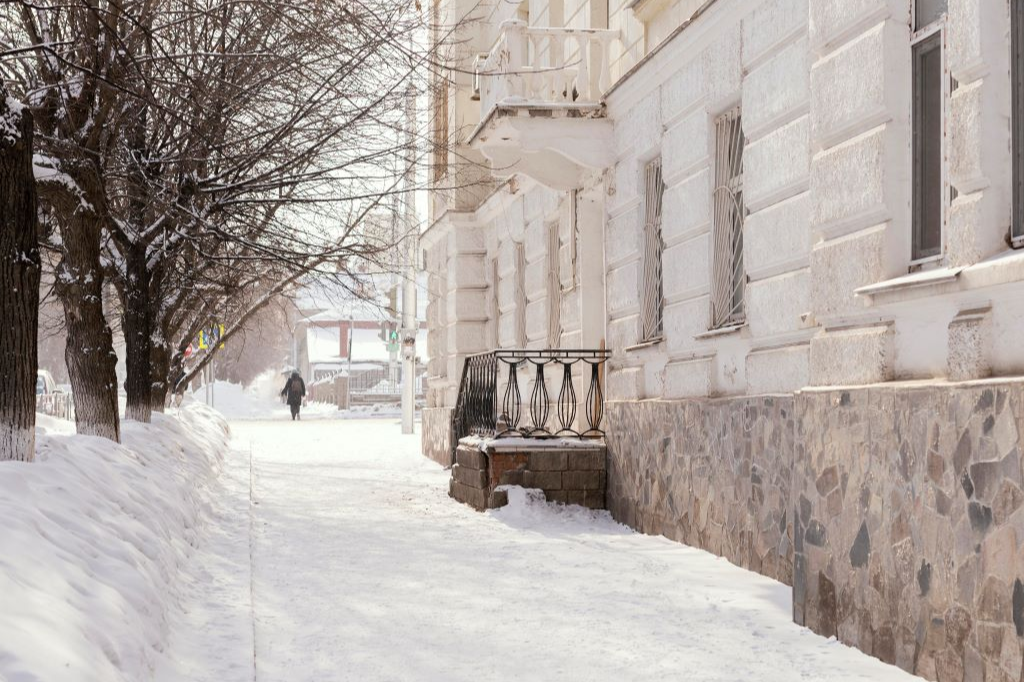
[[605, 397, 796, 585], [422, 407, 454, 467], [604, 379, 1024, 681], [449, 440, 607, 511], [794, 383, 1024, 682]]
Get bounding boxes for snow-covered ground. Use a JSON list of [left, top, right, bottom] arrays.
[[0, 403, 229, 682], [172, 418, 919, 682], [4, 405, 921, 682]]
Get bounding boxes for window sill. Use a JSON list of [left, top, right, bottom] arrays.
[[694, 322, 747, 340], [625, 337, 664, 352], [855, 249, 1024, 306], [855, 267, 963, 298]]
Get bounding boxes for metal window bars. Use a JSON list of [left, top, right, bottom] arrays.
[[547, 220, 562, 348], [711, 107, 746, 330], [490, 257, 501, 346], [450, 348, 612, 455], [640, 157, 665, 341], [514, 242, 528, 347]]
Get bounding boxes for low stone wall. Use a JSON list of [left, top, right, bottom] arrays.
[[604, 380, 1024, 681], [450, 440, 607, 511], [794, 383, 1024, 682], [605, 397, 795, 585], [421, 407, 453, 467]]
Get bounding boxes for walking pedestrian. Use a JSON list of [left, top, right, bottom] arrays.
[[281, 371, 306, 421]]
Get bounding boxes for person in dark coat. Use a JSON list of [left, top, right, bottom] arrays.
[[280, 371, 306, 421]]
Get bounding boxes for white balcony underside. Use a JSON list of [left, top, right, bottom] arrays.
[[470, 104, 615, 190]]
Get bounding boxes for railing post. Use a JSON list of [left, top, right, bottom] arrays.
[[502, 20, 527, 103], [596, 34, 613, 96], [576, 34, 591, 102]]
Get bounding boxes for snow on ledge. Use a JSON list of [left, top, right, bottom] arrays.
[[460, 435, 606, 452]]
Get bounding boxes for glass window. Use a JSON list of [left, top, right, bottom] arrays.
[[915, 0, 947, 30], [1013, 0, 1024, 243], [912, 32, 944, 260]]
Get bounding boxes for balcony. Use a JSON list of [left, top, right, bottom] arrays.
[[469, 21, 620, 190]]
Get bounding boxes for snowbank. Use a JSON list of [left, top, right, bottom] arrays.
[[0, 403, 230, 682]]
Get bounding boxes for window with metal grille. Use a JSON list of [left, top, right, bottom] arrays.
[[432, 77, 449, 184], [547, 221, 562, 347], [563, 189, 579, 292], [640, 158, 664, 342], [431, 0, 448, 185], [1013, 0, 1024, 246], [515, 242, 527, 347], [710, 107, 746, 330], [490, 257, 500, 347]]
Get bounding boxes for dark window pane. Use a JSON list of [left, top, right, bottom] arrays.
[[1014, 0, 1024, 240], [916, 0, 947, 30], [913, 33, 943, 259]]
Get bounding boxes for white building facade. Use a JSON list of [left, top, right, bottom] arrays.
[[423, 0, 1024, 678]]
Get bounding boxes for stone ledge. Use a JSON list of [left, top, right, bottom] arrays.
[[449, 437, 608, 512]]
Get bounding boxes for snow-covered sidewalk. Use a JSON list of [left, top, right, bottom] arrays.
[[206, 419, 920, 682]]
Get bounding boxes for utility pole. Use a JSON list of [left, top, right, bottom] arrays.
[[400, 82, 417, 435], [347, 316, 353, 409]]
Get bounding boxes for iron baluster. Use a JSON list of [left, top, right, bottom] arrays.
[[529, 361, 550, 436], [556, 360, 577, 435], [584, 359, 605, 436]]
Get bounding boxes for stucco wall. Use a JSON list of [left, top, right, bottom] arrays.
[[604, 0, 814, 402]]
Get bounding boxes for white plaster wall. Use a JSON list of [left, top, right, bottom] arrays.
[[426, 0, 1024, 409], [604, 0, 812, 400]]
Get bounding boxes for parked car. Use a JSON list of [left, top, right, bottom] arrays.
[[36, 370, 57, 396], [36, 370, 73, 420]]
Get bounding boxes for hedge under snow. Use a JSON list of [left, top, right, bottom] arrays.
[[0, 402, 230, 682]]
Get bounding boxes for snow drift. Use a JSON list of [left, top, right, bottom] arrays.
[[0, 402, 230, 682]]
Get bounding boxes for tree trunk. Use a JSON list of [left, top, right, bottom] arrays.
[[121, 246, 152, 422], [150, 318, 171, 413], [55, 212, 121, 442], [0, 96, 41, 462]]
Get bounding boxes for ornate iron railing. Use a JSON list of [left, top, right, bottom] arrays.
[[450, 348, 610, 454]]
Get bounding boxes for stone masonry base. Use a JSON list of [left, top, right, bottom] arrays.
[[449, 440, 607, 511], [605, 380, 1024, 682], [421, 407, 454, 467]]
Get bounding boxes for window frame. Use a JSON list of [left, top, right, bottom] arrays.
[[639, 156, 665, 344], [1013, 0, 1024, 247], [909, 5, 949, 265], [709, 105, 746, 331], [514, 242, 527, 348]]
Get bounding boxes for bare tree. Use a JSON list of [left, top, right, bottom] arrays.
[[1, 0, 470, 434], [0, 87, 41, 462]]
